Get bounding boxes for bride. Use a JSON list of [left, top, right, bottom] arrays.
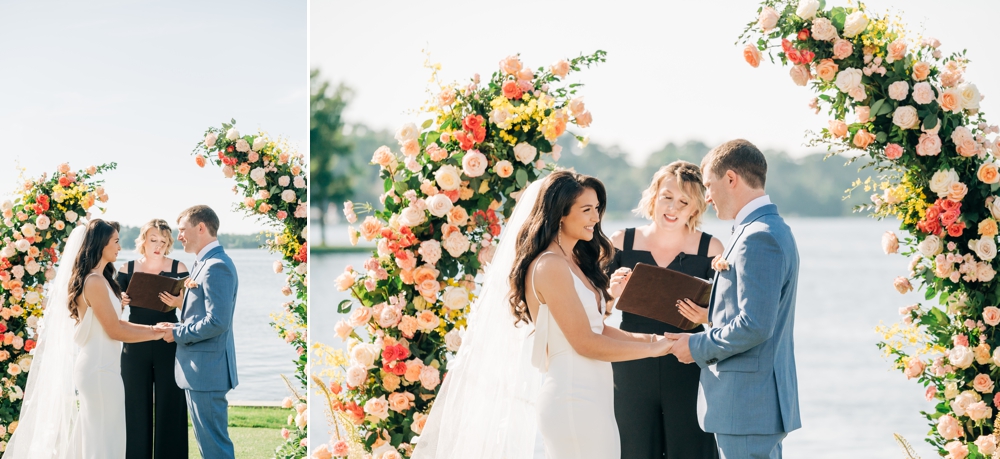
[[5, 219, 167, 459], [413, 171, 675, 459]]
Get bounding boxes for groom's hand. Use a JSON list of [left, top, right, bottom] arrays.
[[664, 333, 694, 364], [155, 323, 176, 343]]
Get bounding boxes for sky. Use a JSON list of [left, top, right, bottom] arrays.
[[0, 0, 307, 234], [310, 0, 1000, 163]]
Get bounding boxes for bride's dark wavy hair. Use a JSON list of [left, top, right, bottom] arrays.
[[509, 170, 614, 325], [68, 219, 122, 322]]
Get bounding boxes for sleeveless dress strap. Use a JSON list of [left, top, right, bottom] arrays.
[[127, 260, 134, 274], [624, 228, 636, 251], [81, 273, 105, 307], [171, 259, 179, 274], [697, 232, 712, 257], [530, 251, 560, 372]]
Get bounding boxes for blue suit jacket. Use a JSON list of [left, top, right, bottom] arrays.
[[173, 245, 239, 392], [688, 204, 801, 435]]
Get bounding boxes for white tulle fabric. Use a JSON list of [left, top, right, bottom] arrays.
[[5, 225, 85, 458], [412, 180, 545, 459]]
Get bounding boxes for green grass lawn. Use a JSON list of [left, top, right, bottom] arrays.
[[187, 406, 289, 459]]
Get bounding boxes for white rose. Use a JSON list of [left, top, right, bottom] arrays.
[[950, 345, 975, 369], [843, 11, 869, 37], [971, 237, 998, 261], [444, 328, 463, 353], [426, 194, 454, 218], [419, 240, 442, 265], [277, 175, 290, 187], [24, 260, 40, 275], [23, 291, 40, 305], [918, 235, 943, 258], [434, 165, 462, 191], [252, 136, 267, 151], [226, 128, 240, 141], [796, 0, 819, 20], [810, 17, 838, 41], [20, 223, 36, 238], [14, 239, 30, 253], [834, 68, 863, 94], [281, 190, 297, 203], [35, 215, 50, 230], [440, 286, 470, 311], [0, 245, 13, 259], [350, 344, 379, 368], [989, 197, 1000, 220], [204, 132, 218, 148], [65, 210, 78, 223], [11, 265, 23, 279], [489, 108, 512, 129], [250, 168, 266, 184], [929, 169, 960, 197], [346, 365, 367, 387], [513, 142, 537, 165], [235, 139, 250, 153], [26, 315, 38, 328], [441, 230, 471, 258], [758, 6, 779, 31], [398, 206, 427, 228], [959, 83, 982, 111], [951, 391, 980, 416], [892, 106, 921, 130], [1, 200, 12, 212], [294, 263, 307, 275], [293, 176, 306, 189], [395, 123, 419, 143]]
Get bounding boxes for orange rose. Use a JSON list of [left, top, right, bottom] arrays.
[[853, 130, 876, 149], [981, 163, 1000, 185], [912, 61, 931, 81], [743, 44, 761, 68], [502, 80, 522, 100], [979, 219, 999, 238], [359, 216, 383, 241], [939, 88, 961, 113], [399, 269, 414, 285], [417, 279, 440, 301], [388, 392, 415, 413], [195, 156, 206, 168], [815, 59, 839, 81], [412, 265, 440, 285]]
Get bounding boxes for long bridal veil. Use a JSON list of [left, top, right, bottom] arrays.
[[412, 179, 544, 459], [5, 225, 85, 458]]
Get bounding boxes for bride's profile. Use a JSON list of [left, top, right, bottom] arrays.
[[413, 171, 675, 459], [5, 219, 166, 459]]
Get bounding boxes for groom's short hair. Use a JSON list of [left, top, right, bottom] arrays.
[[702, 139, 767, 189], [178, 205, 220, 237]]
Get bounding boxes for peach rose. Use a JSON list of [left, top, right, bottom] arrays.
[[447, 206, 469, 226], [912, 61, 931, 81], [372, 146, 397, 169], [884, 143, 903, 160], [815, 59, 838, 81], [903, 357, 925, 379], [945, 441, 969, 459], [442, 230, 471, 257], [979, 163, 1000, 185], [462, 149, 488, 177], [388, 392, 415, 413], [853, 130, 875, 149], [911, 82, 935, 105], [335, 320, 353, 341], [888, 81, 909, 101], [359, 216, 383, 241], [494, 160, 514, 178], [550, 59, 570, 78], [886, 39, 907, 63], [937, 414, 963, 440], [412, 265, 440, 285], [882, 231, 899, 254], [426, 144, 449, 162], [335, 271, 356, 291], [345, 365, 367, 387], [947, 182, 968, 202], [417, 279, 441, 301], [363, 396, 390, 420], [743, 44, 761, 68], [916, 133, 942, 156], [416, 310, 440, 330], [438, 87, 456, 107], [893, 276, 912, 294], [811, 17, 838, 41], [411, 412, 429, 435], [397, 316, 419, 339], [332, 440, 350, 457], [974, 373, 995, 393], [967, 401, 992, 421], [789, 65, 811, 86], [575, 110, 593, 128], [403, 358, 423, 382], [348, 306, 373, 327], [939, 88, 961, 113], [758, 7, 779, 32], [828, 120, 848, 138], [419, 365, 441, 390], [984, 307, 1000, 327], [976, 435, 998, 456], [499, 55, 522, 75], [832, 39, 853, 60]]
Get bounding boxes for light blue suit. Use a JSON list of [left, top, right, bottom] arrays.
[[174, 244, 239, 459], [688, 204, 800, 459]]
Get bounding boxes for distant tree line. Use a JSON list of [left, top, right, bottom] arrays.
[[118, 225, 266, 251]]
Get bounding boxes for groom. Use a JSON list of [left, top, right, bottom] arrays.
[[667, 139, 800, 458], [156, 205, 239, 459]]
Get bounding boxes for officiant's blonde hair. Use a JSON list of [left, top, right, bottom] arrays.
[[135, 219, 174, 256], [634, 161, 707, 232]]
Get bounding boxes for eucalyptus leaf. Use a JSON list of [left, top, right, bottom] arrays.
[[516, 169, 528, 187], [923, 115, 938, 130], [870, 99, 885, 118], [337, 299, 352, 314], [421, 119, 434, 130]]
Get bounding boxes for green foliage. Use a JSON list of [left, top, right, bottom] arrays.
[[311, 70, 356, 246]]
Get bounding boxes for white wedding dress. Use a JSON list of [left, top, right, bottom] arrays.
[[69, 274, 126, 459], [530, 253, 620, 459]]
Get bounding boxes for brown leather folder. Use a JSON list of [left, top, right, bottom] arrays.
[[124, 272, 187, 313], [614, 263, 712, 331]]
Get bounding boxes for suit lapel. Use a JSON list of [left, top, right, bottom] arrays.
[[182, 246, 223, 316], [708, 204, 780, 321]]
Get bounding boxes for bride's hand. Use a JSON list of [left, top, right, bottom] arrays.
[[677, 298, 709, 325], [608, 268, 632, 299], [651, 335, 675, 357]]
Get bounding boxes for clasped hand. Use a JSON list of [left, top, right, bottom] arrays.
[[153, 322, 176, 342]]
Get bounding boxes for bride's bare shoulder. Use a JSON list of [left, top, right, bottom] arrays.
[[530, 253, 572, 283]]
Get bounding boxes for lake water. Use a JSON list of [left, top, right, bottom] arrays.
[[118, 248, 298, 402], [311, 218, 937, 458]]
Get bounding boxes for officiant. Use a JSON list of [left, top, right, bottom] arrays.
[[606, 161, 724, 459], [115, 218, 189, 459]]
